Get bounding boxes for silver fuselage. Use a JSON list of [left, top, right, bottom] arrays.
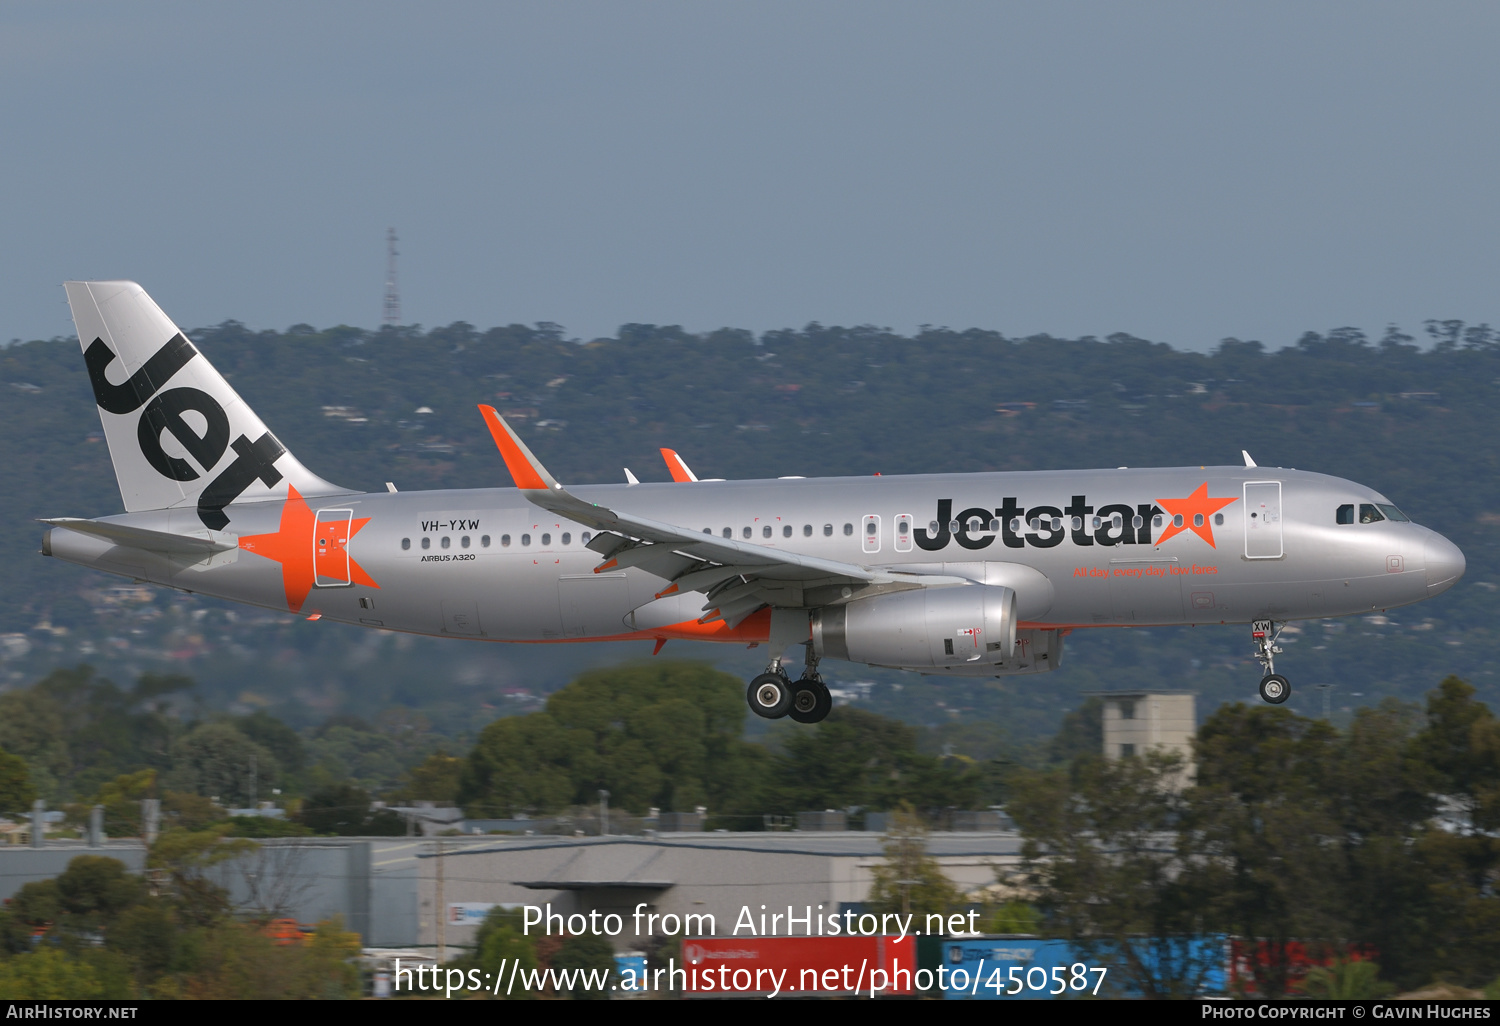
[[44, 465, 1466, 649]]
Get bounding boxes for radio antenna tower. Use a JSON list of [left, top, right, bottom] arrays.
[[382, 227, 401, 328]]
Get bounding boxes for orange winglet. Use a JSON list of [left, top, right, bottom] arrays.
[[478, 405, 548, 490], [660, 448, 697, 483]]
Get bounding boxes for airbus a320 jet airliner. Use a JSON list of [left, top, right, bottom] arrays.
[[41, 282, 1467, 723]]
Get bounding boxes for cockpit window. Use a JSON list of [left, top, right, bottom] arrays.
[[1336, 504, 1354, 525], [1359, 504, 1385, 524], [1377, 503, 1410, 523]]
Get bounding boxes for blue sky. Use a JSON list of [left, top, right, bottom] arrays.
[[3, 2, 1497, 348]]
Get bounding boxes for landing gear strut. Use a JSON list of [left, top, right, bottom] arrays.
[[745, 645, 833, 723], [1252, 619, 1291, 705], [788, 644, 832, 724]]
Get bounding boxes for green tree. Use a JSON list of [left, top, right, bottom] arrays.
[[148, 827, 256, 925], [1406, 677, 1500, 988], [452, 907, 538, 1000], [167, 722, 279, 807], [1296, 959, 1395, 999], [864, 808, 965, 920], [551, 933, 617, 1000], [0, 746, 35, 817], [460, 662, 767, 820], [769, 706, 982, 814], [1009, 750, 1227, 999], [0, 947, 130, 999], [1192, 704, 1344, 998], [298, 782, 403, 836], [398, 753, 464, 804]]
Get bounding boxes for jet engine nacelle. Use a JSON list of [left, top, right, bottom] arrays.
[[812, 585, 1017, 670]]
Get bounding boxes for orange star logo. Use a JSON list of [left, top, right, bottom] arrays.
[[238, 485, 378, 612], [1154, 482, 1237, 548]]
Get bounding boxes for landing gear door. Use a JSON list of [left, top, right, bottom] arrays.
[[1243, 481, 1283, 559], [313, 508, 354, 586]]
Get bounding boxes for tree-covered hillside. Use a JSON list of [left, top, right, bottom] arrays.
[[2, 317, 1496, 735]]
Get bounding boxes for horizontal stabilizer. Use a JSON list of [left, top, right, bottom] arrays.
[[42, 518, 236, 556]]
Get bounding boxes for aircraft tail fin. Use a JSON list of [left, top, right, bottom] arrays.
[[64, 281, 349, 528]]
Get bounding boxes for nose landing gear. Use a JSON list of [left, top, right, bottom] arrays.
[[1252, 619, 1291, 705], [746, 645, 833, 723]]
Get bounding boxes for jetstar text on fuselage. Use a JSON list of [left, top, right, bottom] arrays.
[[914, 493, 1231, 551]]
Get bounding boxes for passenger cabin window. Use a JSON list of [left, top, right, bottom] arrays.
[[763, 526, 772, 539], [783, 525, 792, 538], [541, 533, 551, 545], [742, 527, 752, 539], [1359, 504, 1385, 524], [401, 538, 411, 550], [521, 534, 531, 546], [824, 524, 833, 537], [1153, 515, 1164, 528], [441, 536, 451, 549], [1173, 514, 1184, 528], [561, 532, 571, 545], [421, 537, 431, 550], [723, 528, 732, 539], [461, 536, 470, 548], [843, 523, 854, 536], [1193, 514, 1203, 527], [481, 535, 491, 547], [898, 521, 910, 535], [1213, 514, 1223, 526], [867, 521, 878, 536], [803, 525, 813, 537], [1133, 515, 1143, 529], [582, 532, 592, 543], [501, 534, 511, 546]]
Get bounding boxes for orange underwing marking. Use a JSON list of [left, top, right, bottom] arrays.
[[1154, 482, 1237, 548], [238, 485, 378, 613], [655, 583, 680, 599], [652, 638, 668, 655], [595, 559, 619, 573], [478, 404, 548, 490], [306, 613, 321, 621]]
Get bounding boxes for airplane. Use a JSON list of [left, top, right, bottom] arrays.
[[41, 281, 1467, 723]]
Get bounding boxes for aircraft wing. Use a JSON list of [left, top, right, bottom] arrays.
[[478, 406, 955, 626]]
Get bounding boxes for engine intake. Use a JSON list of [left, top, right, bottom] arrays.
[[812, 585, 1017, 669]]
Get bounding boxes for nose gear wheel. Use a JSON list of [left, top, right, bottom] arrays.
[[1259, 673, 1291, 704], [1251, 619, 1291, 704]]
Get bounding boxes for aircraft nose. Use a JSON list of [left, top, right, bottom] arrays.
[[1425, 533, 1466, 596]]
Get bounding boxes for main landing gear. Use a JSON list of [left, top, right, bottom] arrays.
[[747, 645, 832, 723], [1252, 619, 1291, 705]]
